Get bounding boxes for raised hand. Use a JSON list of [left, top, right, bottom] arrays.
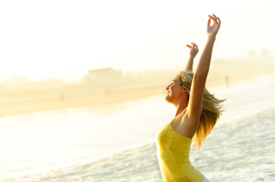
[[207, 14, 221, 39], [186, 42, 199, 58], [184, 43, 199, 72]]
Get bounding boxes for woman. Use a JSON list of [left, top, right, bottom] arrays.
[[156, 14, 224, 182]]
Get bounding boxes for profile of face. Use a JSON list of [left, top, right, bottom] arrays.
[[165, 77, 187, 105]]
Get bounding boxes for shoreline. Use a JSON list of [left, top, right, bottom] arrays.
[[0, 86, 164, 118], [0, 72, 272, 118]]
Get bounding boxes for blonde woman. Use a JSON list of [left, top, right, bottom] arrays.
[[156, 14, 224, 182]]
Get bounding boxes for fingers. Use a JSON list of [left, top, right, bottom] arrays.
[[213, 14, 221, 26], [217, 17, 221, 26], [186, 43, 194, 49], [208, 14, 221, 27], [207, 18, 211, 27], [186, 44, 192, 49], [208, 15, 217, 23], [192, 43, 198, 50], [186, 43, 198, 50], [208, 14, 217, 23]]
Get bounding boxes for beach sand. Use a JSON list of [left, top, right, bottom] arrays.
[[1, 60, 275, 117]]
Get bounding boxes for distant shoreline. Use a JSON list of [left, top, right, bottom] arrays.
[[0, 86, 165, 118], [0, 74, 269, 118], [1, 60, 275, 118]]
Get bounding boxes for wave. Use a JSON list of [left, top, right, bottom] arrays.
[[3, 106, 275, 182]]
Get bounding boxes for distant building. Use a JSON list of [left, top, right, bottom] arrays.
[[260, 49, 271, 61], [247, 50, 258, 61], [5, 75, 27, 85], [87, 67, 122, 85]]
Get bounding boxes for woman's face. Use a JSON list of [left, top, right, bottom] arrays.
[[165, 77, 185, 104]]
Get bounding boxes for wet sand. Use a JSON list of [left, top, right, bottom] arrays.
[[0, 86, 163, 117]]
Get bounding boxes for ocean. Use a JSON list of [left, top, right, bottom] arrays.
[[0, 74, 275, 182]]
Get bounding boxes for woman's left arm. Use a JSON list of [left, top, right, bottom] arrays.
[[184, 43, 199, 72]]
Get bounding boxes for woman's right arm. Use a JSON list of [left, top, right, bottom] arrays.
[[188, 14, 221, 118], [183, 14, 221, 138]]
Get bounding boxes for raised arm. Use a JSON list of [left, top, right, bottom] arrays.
[[186, 14, 221, 126], [184, 43, 199, 72]]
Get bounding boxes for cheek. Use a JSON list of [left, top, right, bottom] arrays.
[[169, 87, 182, 97]]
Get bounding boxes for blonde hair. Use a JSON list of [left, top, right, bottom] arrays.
[[176, 71, 225, 149]]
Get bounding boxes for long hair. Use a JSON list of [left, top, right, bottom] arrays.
[[176, 71, 225, 149]]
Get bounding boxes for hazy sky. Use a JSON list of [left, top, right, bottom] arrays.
[[1, 0, 274, 81]]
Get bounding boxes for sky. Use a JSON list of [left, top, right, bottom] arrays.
[[0, 0, 275, 81]]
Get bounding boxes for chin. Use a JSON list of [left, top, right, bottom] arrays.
[[165, 96, 173, 103]]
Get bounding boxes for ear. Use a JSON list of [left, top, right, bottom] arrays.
[[182, 88, 189, 94], [182, 88, 188, 93]]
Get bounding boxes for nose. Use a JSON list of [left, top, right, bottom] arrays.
[[166, 84, 170, 90]]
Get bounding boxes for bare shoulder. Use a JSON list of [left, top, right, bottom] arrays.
[[172, 112, 199, 138]]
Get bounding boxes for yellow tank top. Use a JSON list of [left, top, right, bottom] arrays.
[[156, 120, 205, 182]]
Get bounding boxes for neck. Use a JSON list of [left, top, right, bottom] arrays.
[[175, 101, 188, 116]]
